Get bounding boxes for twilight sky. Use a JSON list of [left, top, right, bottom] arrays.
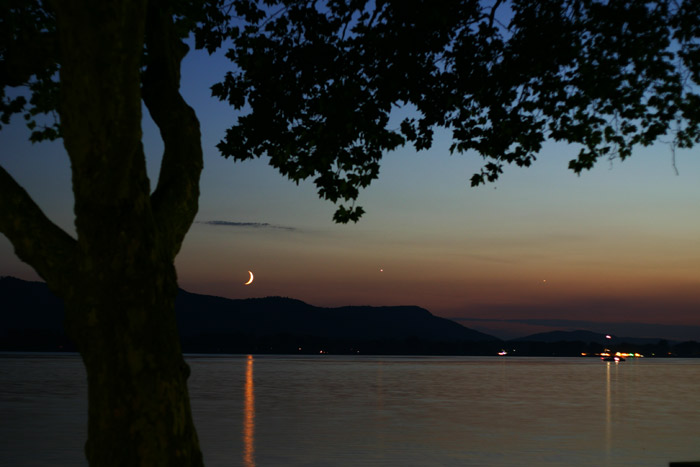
[[1, 45, 699, 341]]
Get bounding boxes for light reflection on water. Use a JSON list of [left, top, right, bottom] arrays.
[[1, 354, 700, 466], [606, 361, 612, 461], [191, 355, 700, 467], [243, 355, 255, 467]]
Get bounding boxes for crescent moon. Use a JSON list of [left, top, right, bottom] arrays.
[[244, 270, 254, 285]]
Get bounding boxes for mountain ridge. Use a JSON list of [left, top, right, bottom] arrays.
[[0, 276, 497, 353], [511, 329, 668, 346], [2, 276, 697, 356], [175, 287, 495, 342]]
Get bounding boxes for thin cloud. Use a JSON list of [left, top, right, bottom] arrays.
[[198, 220, 296, 231]]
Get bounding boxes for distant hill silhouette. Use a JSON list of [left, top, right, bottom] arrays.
[[0, 276, 496, 353], [512, 330, 667, 346], [3, 276, 697, 356], [176, 289, 495, 341], [0, 276, 66, 343]]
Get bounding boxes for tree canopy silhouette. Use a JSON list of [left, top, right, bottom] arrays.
[[212, 0, 699, 221], [1, 1, 698, 465]]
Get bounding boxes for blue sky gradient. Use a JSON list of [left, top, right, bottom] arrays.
[[1, 44, 699, 340]]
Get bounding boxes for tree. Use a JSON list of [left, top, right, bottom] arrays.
[[217, 0, 699, 221], [2, 1, 210, 465], [0, 1, 697, 465]]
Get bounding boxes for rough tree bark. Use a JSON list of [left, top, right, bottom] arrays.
[[1, 1, 205, 465]]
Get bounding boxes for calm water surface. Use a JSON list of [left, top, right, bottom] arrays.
[[1, 354, 699, 466]]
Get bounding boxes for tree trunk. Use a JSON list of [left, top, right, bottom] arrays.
[[64, 267, 204, 467], [2, 0, 207, 463], [48, 1, 206, 465]]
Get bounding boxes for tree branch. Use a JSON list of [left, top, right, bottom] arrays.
[[0, 164, 77, 289], [142, 1, 203, 259], [488, 0, 505, 29]]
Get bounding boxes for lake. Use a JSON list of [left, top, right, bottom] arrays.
[[1, 354, 699, 466]]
